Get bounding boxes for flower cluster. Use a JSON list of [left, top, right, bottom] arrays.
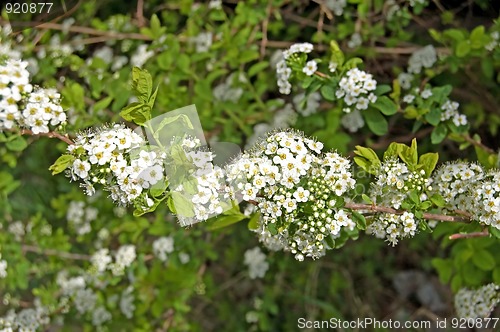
[[370, 158, 431, 209], [431, 162, 484, 211], [0, 300, 49, 332], [367, 212, 418, 246], [335, 68, 377, 113], [455, 283, 499, 319], [227, 130, 356, 260], [56, 272, 111, 326], [66, 200, 98, 235], [469, 170, 500, 230], [0, 253, 7, 279], [244, 247, 269, 279], [169, 136, 228, 226], [293, 92, 320, 116], [152, 236, 175, 262], [407, 45, 437, 74], [109, 245, 137, 276], [275, 42, 314, 94], [440, 99, 468, 127], [324, 0, 347, 16], [341, 109, 365, 133], [66, 124, 166, 211], [368, 158, 432, 245], [0, 59, 66, 134], [90, 244, 136, 276]]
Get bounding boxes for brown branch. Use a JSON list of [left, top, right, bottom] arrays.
[[0, 20, 152, 41], [22, 245, 90, 260], [461, 133, 495, 154], [136, 0, 146, 28], [344, 203, 471, 223], [449, 230, 489, 240], [260, 1, 272, 60], [20, 129, 74, 145]]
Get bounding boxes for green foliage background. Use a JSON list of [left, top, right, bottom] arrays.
[[1, 0, 500, 330]]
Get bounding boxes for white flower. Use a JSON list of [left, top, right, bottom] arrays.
[[244, 247, 269, 279], [0, 255, 7, 278], [302, 60, 318, 76], [73, 159, 91, 179], [91, 248, 112, 273], [152, 236, 175, 262]]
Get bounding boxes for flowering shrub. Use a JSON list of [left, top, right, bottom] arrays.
[[1, 0, 500, 330]]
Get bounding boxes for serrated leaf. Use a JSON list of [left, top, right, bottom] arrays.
[[132, 67, 153, 103], [49, 154, 75, 175], [418, 152, 439, 177]]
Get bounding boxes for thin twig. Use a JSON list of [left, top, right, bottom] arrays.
[[136, 0, 146, 28], [20, 129, 74, 145], [260, 1, 272, 59], [461, 133, 495, 154], [344, 203, 471, 223], [22, 245, 90, 260], [449, 230, 489, 240], [0, 20, 152, 41]]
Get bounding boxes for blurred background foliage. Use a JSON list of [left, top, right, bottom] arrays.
[[0, 0, 500, 330]]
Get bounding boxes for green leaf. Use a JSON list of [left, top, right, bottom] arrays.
[[363, 108, 388, 136], [470, 26, 485, 49], [131, 67, 153, 103], [93, 96, 113, 111], [351, 211, 366, 230], [248, 212, 260, 231], [207, 214, 246, 230], [248, 61, 269, 77], [372, 96, 398, 115], [353, 145, 381, 174], [425, 108, 441, 126], [456, 40, 471, 58], [489, 226, 500, 239], [431, 258, 453, 284], [49, 154, 75, 175], [361, 194, 373, 204], [418, 152, 439, 177], [320, 84, 336, 101], [384, 142, 401, 160], [431, 124, 448, 144], [472, 249, 496, 271], [6, 135, 28, 152], [170, 192, 194, 218], [268, 223, 278, 236], [325, 235, 335, 249], [343, 57, 363, 70], [120, 102, 151, 125], [374, 84, 392, 96], [329, 40, 345, 67], [430, 194, 446, 207]]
